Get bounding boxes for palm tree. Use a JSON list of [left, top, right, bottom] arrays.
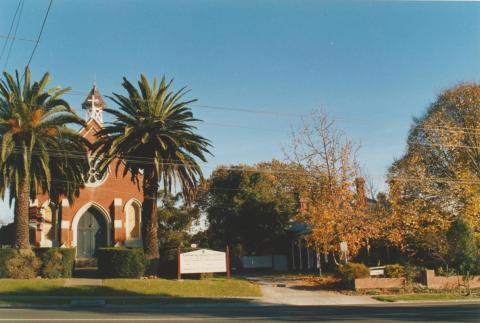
[[93, 75, 210, 269], [0, 67, 88, 249]]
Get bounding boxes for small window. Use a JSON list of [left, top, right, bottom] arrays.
[[126, 202, 141, 240]]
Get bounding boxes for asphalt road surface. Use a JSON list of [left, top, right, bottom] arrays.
[[0, 302, 478, 322]]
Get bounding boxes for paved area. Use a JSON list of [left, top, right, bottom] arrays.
[[63, 278, 102, 287], [0, 303, 478, 322], [258, 283, 379, 305]]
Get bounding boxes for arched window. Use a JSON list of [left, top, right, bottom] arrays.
[[125, 200, 141, 240]]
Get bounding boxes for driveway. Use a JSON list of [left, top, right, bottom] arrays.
[[247, 276, 380, 306]]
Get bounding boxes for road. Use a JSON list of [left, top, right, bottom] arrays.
[[0, 302, 478, 322]]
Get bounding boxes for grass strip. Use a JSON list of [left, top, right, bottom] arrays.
[[374, 294, 480, 302]]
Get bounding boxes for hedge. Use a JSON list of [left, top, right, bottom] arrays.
[[337, 262, 370, 283], [384, 264, 405, 278], [0, 248, 75, 278], [0, 248, 16, 277], [97, 247, 146, 278], [34, 248, 76, 278]]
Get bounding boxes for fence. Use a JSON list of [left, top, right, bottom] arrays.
[[240, 255, 287, 271]]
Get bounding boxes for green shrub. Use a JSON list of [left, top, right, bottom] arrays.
[[337, 262, 370, 282], [447, 217, 478, 273], [4, 250, 41, 279], [405, 264, 423, 284], [97, 248, 146, 278], [35, 248, 76, 278], [0, 248, 16, 278], [384, 264, 405, 278]]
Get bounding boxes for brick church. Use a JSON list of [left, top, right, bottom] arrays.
[[30, 86, 143, 258]]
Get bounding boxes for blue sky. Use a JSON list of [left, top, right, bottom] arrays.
[[0, 0, 479, 222]]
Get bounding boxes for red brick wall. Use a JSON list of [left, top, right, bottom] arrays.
[[354, 278, 406, 290], [424, 270, 480, 289]]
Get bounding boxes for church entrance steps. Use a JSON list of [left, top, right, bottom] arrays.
[[64, 278, 103, 287]]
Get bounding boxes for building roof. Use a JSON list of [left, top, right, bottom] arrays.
[[82, 85, 106, 109]]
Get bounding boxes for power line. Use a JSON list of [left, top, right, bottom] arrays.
[[23, 0, 53, 79], [5, 144, 480, 187], [0, 35, 38, 43], [67, 90, 371, 123], [0, 0, 23, 62], [3, 0, 24, 71]]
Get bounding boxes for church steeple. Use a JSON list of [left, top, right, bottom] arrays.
[[82, 85, 106, 125]]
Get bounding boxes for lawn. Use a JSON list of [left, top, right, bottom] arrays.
[[374, 294, 480, 302], [102, 278, 261, 298], [0, 278, 261, 299]]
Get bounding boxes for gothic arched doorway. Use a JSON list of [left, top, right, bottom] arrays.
[[77, 207, 107, 258]]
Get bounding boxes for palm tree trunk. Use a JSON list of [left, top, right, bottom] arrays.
[[142, 169, 160, 274], [14, 175, 31, 250]]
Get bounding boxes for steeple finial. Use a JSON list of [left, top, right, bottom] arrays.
[[82, 84, 105, 125]]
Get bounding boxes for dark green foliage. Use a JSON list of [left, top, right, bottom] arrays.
[[204, 162, 297, 255], [337, 263, 370, 283], [157, 192, 199, 277], [0, 223, 14, 246], [446, 217, 478, 273], [34, 248, 76, 278], [384, 264, 405, 278], [97, 248, 146, 278], [0, 248, 16, 277]]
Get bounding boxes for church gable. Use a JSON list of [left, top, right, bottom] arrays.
[[32, 84, 143, 253]]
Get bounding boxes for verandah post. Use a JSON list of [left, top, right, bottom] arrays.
[[226, 246, 231, 280], [177, 247, 181, 280]]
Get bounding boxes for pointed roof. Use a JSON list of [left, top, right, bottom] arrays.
[[82, 85, 106, 109]]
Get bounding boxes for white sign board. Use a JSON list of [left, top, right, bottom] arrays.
[[369, 266, 385, 276], [180, 249, 227, 274]]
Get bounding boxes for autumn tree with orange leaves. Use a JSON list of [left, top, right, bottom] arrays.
[[387, 83, 480, 267], [284, 110, 381, 263]]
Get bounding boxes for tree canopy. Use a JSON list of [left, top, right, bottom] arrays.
[[388, 83, 480, 266], [203, 161, 298, 255]]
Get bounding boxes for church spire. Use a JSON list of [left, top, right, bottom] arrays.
[[82, 85, 106, 125]]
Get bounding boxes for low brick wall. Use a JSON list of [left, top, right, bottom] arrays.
[[354, 277, 405, 290], [424, 270, 480, 289]]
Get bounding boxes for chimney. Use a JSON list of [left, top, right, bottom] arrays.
[[355, 177, 366, 209]]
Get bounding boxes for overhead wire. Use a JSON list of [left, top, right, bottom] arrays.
[[0, 35, 38, 43], [3, 0, 24, 71], [0, 0, 23, 62], [22, 0, 53, 81]]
